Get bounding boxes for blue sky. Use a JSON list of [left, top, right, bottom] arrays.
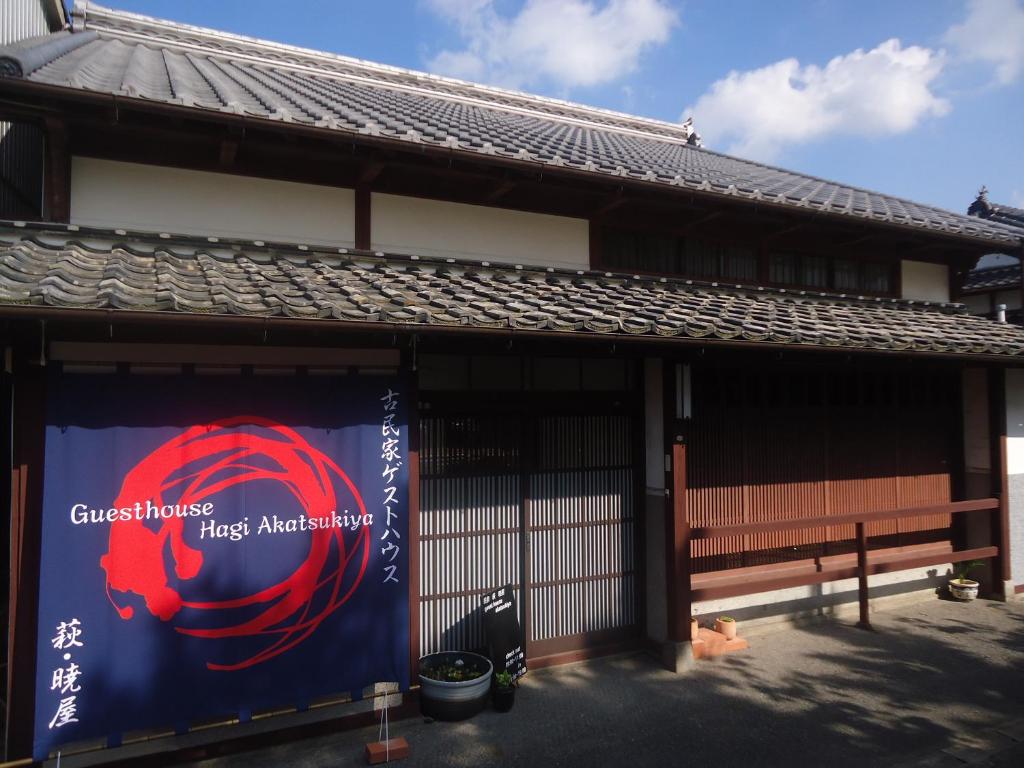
[[88, 0, 1024, 215]]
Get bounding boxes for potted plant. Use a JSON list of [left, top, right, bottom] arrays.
[[949, 560, 985, 601], [418, 651, 493, 721], [492, 669, 516, 713], [715, 616, 737, 640], [690, 617, 700, 642]]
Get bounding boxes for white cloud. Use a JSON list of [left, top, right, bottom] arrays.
[[684, 39, 950, 162], [425, 0, 677, 90], [944, 0, 1024, 85]]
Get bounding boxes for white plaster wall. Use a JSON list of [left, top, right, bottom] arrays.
[[1006, 369, 1024, 475], [643, 358, 667, 642], [1006, 368, 1024, 586], [901, 260, 950, 303], [70, 157, 356, 246], [371, 193, 589, 270]]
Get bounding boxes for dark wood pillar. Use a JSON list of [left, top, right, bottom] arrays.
[[355, 185, 371, 251], [403, 344, 420, 679], [5, 355, 46, 760], [988, 366, 1011, 597], [663, 362, 691, 643], [43, 118, 70, 223], [667, 436, 692, 641], [855, 522, 870, 628]]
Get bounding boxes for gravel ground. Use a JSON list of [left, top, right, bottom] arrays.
[[186, 598, 1024, 768]]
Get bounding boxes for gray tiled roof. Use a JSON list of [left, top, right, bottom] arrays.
[[3, 221, 1024, 358], [988, 204, 1024, 230], [968, 194, 1024, 233], [964, 264, 1020, 293], [0, 4, 1022, 248], [965, 195, 1023, 293]]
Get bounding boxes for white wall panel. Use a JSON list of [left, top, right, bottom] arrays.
[[70, 157, 355, 246], [372, 193, 589, 269], [901, 260, 949, 303]]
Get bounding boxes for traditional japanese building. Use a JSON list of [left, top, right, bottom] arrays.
[[961, 188, 1024, 322], [3, 2, 1024, 763]]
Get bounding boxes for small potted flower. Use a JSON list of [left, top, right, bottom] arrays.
[[949, 560, 985, 601], [492, 670, 516, 713], [714, 616, 737, 640]]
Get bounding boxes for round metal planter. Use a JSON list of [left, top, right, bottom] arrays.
[[949, 579, 979, 601], [418, 651, 493, 721]]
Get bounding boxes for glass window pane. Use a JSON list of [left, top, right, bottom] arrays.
[[833, 258, 859, 291], [769, 252, 797, 284], [801, 254, 828, 288], [770, 253, 798, 286], [684, 239, 718, 278], [862, 262, 890, 293], [641, 232, 675, 274], [602, 228, 638, 271], [723, 246, 757, 281]]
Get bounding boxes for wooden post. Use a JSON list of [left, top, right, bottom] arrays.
[[667, 435, 692, 642], [43, 118, 70, 223], [405, 347, 421, 679], [989, 366, 1011, 596], [355, 184, 371, 250], [855, 522, 870, 629], [5, 359, 46, 760]]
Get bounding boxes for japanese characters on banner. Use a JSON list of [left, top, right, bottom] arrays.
[[33, 373, 409, 760]]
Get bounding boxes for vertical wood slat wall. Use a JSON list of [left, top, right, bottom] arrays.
[[418, 414, 522, 656], [528, 415, 636, 646], [687, 365, 957, 573], [417, 409, 639, 658]]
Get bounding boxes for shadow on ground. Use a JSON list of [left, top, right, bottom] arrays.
[[186, 599, 1024, 768]]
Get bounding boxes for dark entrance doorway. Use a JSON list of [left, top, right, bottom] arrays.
[[416, 356, 642, 662]]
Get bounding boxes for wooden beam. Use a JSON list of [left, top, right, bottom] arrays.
[[358, 162, 385, 186], [691, 498, 997, 539], [682, 209, 723, 231], [903, 241, 940, 258], [48, 341, 399, 366], [834, 232, 874, 249], [485, 178, 517, 204], [218, 137, 239, 168], [591, 190, 627, 218], [690, 546, 1000, 602], [762, 221, 805, 243]]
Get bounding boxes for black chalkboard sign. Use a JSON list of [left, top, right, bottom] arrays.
[[482, 584, 526, 681]]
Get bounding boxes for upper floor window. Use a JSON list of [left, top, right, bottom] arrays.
[[598, 226, 894, 296]]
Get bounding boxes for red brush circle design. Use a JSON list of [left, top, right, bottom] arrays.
[[99, 416, 370, 671]]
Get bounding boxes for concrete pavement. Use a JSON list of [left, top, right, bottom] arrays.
[[187, 597, 1024, 768]]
